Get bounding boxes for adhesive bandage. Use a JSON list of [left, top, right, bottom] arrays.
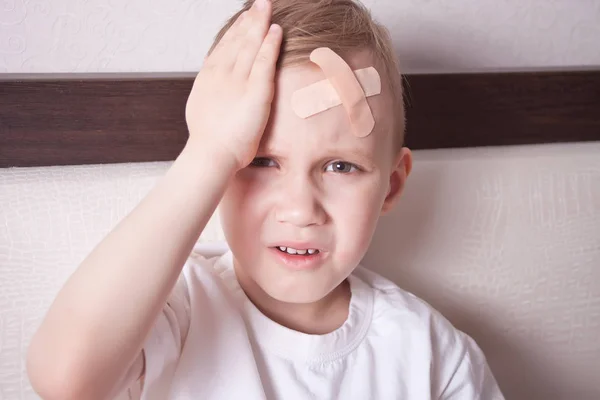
[[291, 47, 381, 137]]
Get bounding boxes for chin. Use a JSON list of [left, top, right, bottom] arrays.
[[263, 276, 343, 304], [261, 282, 332, 304]]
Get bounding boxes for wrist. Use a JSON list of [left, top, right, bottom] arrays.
[[179, 139, 240, 176]]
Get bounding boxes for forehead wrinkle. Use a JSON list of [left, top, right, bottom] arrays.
[[267, 99, 385, 155], [264, 119, 381, 164]]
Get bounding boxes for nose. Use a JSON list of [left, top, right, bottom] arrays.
[[274, 175, 327, 228]]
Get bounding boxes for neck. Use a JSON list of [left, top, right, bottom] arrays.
[[235, 267, 351, 335]]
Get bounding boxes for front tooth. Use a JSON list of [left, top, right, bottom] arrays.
[[307, 249, 316, 254], [286, 247, 297, 254], [279, 246, 287, 251], [296, 249, 307, 255]]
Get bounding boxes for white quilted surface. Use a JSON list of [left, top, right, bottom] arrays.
[[1, 142, 600, 399]]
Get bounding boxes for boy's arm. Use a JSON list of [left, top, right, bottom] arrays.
[[27, 145, 234, 400], [26, 1, 282, 398]]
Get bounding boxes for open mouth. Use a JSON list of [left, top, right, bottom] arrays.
[[275, 246, 320, 256]]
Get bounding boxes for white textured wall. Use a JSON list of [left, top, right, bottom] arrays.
[[0, 0, 599, 74]]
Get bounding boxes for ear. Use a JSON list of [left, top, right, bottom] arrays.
[[381, 147, 413, 215]]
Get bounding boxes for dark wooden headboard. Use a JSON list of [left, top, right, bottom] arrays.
[[1, 70, 599, 168]]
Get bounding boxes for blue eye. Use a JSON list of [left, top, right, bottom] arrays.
[[250, 158, 277, 167], [325, 161, 358, 173]]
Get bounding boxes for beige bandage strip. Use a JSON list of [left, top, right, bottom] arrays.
[[291, 47, 380, 137], [291, 67, 381, 119]]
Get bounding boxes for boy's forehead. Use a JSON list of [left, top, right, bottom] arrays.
[[271, 52, 394, 144]]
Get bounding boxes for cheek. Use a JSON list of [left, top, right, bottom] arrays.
[[325, 176, 387, 261], [220, 173, 270, 238]]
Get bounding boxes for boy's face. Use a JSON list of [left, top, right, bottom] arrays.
[[220, 51, 411, 304]]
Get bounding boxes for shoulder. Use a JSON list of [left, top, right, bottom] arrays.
[[352, 266, 448, 332], [352, 267, 503, 399], [353, 266, 463, 354], [139, 242, 237, 396], [147, 241, 232, 350]]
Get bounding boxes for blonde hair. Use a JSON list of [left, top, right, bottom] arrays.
[[210, 0, 405, 147]]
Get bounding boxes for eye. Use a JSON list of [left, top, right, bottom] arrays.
[[250, 157, 277, 168], [325, 161, 359, 174]]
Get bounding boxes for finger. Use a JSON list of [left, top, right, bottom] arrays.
[[205, 10, 249, 69], [249, 24, 283, 95], [232, 0, 273, 77]]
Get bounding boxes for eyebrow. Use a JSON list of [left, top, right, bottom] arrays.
[[336, 148, 377, 169], [259, 144, 376, 168]]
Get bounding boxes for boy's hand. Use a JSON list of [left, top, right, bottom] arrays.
[[185, 0, 283, 170]]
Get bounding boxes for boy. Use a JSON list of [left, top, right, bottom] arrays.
[[27, 0, 503, 399]]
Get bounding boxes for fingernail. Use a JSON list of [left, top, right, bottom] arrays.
[[255, 0, 266, 10]]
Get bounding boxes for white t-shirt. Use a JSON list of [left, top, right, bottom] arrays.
[[139, 242, 503, 400]]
